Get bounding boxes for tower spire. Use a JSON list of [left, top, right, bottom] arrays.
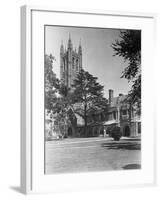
[[68, 33, 72, 49], [78, 38, 82, 54], [60, 40, 64, 54]]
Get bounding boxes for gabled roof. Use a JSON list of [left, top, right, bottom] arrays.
[[110, 95, 128, 108]]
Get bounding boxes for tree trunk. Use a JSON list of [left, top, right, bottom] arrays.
[[84, 117, 87, 137]]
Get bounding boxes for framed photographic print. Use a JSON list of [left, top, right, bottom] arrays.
[[21, 5, 156, 194]]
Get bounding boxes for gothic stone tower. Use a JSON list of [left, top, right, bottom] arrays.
[[60, 35, 82, 89]]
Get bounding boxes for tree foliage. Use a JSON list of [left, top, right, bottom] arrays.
[[112, 30, 141, 104], [44, 54, 61, 112], [71, 69, 108, 136], [44, 54, 74, 137], [44, 54, 60, 90]]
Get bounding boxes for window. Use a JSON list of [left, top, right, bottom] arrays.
[[122, 110, 127, 115], [108, 112, 113, 120], [101, 113, 105, 120], [113, 112, 116, 120], [138, 122, 141, 134], [72, 57, 75, 69], [76, 59, 78, 71]]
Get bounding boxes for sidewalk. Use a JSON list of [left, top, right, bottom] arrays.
[[46, 136, 111, 144], [46, 135, 141, 145]]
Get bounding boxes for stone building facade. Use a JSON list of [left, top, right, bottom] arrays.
[[75, 89, 141, 138], [105, 90, 141, 137]]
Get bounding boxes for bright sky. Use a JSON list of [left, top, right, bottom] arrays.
[[45, 26, 131, 99]]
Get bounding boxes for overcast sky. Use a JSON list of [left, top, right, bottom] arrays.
[[45, 26, 131, 98]]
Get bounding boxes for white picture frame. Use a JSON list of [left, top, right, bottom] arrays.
[[21, 5, 156, 194]]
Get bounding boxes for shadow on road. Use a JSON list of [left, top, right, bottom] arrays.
[[121, 138, 141, 142], [101, 142, 141, 150], [122, 164, 141, 170]]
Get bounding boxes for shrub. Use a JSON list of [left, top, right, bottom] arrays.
[[111, 126, 122, 141]]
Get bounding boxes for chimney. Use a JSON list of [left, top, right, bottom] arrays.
[[109, 89, 114, 104]]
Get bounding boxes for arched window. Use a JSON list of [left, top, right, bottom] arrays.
[[72, 57, 75, 69], [76, 59, 78, 71], [63, 58, 66, 71]]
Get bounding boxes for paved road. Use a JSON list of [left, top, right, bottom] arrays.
[[45, 137, 141, 174]]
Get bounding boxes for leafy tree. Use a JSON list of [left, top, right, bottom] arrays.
[[111, 30, 141, 105], [71, 69, 108, 136], [51, 83, 77, 138], [45, 54, 77, 138], [44, 54, 60, 112], [45, 54, 59, 90]]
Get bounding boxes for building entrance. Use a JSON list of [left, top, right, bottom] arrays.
[[124, 125, 130, 137]]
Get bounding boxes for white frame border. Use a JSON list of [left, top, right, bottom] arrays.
[[21, 5, 157, 194]]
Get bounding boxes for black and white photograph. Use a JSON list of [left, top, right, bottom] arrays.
[[44, 25, 141, 175]]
